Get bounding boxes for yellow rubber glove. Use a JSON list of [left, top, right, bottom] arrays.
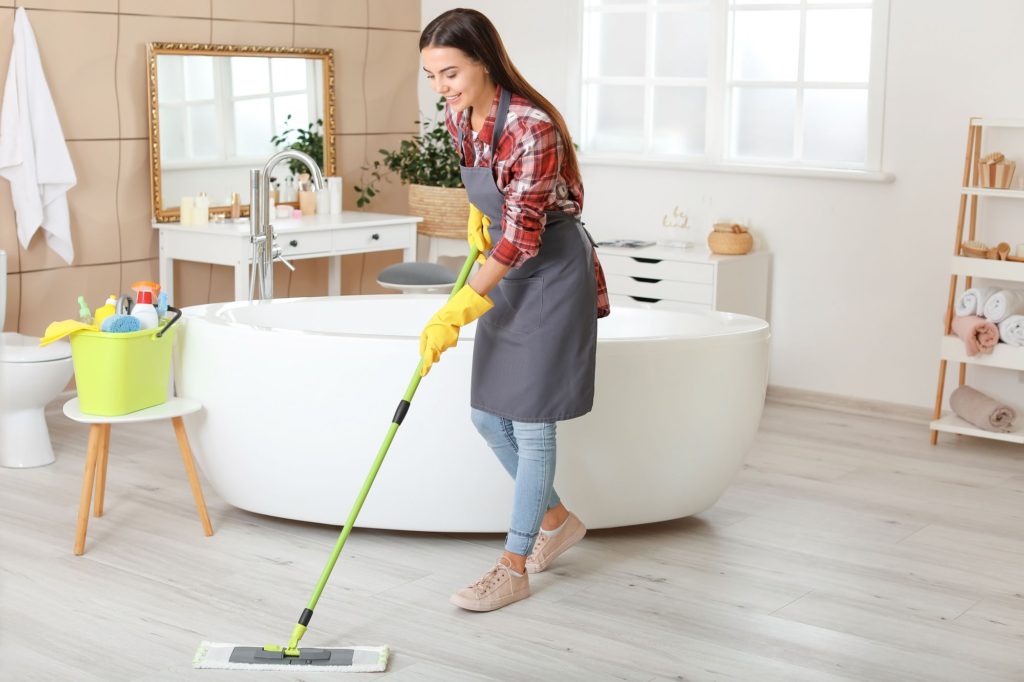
[[420, 285, 494, 376], [467, 203, 492, 265]]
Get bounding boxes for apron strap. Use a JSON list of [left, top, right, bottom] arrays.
[[456, 87, 513, 168]]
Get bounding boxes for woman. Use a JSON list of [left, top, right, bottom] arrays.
[[418, 8, 610, 612]]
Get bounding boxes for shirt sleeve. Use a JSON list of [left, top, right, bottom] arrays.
[[491, 119, 565, 269]]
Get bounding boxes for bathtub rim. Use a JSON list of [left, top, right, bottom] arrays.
[[181, 294, 770, 345]]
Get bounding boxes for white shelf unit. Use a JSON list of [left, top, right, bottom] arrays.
[[932, 118, 1024, 445], [929, 414, 1024, 445], [959, 187, 1024, 199]]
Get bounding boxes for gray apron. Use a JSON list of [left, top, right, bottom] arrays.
[[458, 88, 598, 422]]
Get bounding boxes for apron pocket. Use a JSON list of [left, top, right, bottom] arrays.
[[488, 276, 544, 335]]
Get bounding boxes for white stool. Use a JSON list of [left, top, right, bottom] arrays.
[[62, 397, 213, 555]]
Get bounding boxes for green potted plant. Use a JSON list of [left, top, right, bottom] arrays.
[[355, 97, 468, 238], [270, 115, 325, 177]]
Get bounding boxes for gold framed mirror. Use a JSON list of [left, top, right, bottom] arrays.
[[146, 42, 336, 223]]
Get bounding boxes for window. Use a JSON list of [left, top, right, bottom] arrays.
[[580, 0, 889, 173]]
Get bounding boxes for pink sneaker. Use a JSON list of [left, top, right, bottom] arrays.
[[449, 556, 530, 612], [525, 512, 586, 574]]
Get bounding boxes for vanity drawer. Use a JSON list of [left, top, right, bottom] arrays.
[[278, 231, 333, 257], [610, 294, 711, 312], [333, 225, 408, 253], [598, 253, 714, 284], [606, 273, 713, 305]]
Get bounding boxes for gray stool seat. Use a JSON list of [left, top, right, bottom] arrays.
[[376, 262, 458, 293]]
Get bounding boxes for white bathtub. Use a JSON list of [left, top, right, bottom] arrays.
[[175, 296, 769, 531]]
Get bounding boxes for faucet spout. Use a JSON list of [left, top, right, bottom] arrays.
[[248, 149, 325, 301]]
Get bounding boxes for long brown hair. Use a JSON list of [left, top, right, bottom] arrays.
[[420, 8, 581, 184]]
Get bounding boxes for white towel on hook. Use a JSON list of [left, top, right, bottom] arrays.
[[0, 8, 76, 264], [998, 315, 1024, 346], [955, 287, 999, 317], [983, 289, 1024, 323]]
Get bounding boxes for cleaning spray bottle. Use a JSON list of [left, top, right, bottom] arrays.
[[76, 296, 93, 325], [130, 289, 159, 330], [94, 294, 118, 327]]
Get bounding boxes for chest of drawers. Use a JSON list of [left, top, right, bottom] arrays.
[[597, 244, 770, 320]]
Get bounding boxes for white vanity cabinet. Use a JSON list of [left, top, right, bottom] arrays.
[[598, 244, 771, 320], [154, 212, 420, 302]]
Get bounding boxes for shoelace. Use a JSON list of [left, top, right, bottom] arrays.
[[469, 565, 506, 596]]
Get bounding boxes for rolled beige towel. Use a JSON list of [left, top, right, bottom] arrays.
[[951, 315, 999, 356], [950, 385, 1015, 432]]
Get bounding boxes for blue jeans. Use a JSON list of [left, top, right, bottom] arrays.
[[471, 408, 561, 556]]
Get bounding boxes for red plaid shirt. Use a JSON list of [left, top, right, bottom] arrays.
[[445, 87, 610, 318]]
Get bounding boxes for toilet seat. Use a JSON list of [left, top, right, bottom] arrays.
[[1, 332, 72, 363]]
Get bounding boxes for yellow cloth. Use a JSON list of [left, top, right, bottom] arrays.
[[420, 285, 494, 376], [39, 319, 97, 346], [467, 203, 492, 265]]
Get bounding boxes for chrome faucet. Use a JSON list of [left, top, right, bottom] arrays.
[[248, 150, 325, 301]]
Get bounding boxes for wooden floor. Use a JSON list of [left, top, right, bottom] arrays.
[[1, 397, 1023, 681]]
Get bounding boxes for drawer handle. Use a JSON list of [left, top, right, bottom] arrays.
[[630, 276, 661, 284], [629, 295, 661, 303], [371, 233, 380, 240], [631, 257, 663, 264], [289, 239, 298, 247]]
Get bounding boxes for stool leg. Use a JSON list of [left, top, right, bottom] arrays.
[[74, 425, 102, 555], [93, 424, 111, 517], [171, 416, 214, 537]]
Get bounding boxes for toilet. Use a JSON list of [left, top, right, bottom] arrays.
[[0, 250, 74, 468]]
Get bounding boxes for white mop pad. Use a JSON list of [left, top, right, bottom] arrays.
[[193, 641, 389, 672]]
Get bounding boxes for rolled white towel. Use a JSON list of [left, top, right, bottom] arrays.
[[983, 289, 1024, 323], [956, 287, 999, 317], [998, 315, 1024, 346]]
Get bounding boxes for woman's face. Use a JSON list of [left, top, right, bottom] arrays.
[[421, 45, 491, 114]]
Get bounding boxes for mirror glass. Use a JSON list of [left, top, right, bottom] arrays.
[[148, 45, 334, 221]]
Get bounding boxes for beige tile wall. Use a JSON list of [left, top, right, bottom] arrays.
[[0, 0, 422, 336]]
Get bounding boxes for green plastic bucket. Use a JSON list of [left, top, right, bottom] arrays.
[[70, 324, 175, 416]]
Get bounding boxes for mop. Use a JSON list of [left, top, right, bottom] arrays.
[[194, 249, 480, 672]]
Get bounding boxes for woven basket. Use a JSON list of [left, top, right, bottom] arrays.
[[707, 231, 753, 255], [408, 184, 470, 238]]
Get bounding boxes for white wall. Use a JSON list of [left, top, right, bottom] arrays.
[[420, 0, 1024, 410]]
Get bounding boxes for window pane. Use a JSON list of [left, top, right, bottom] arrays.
[[586, 84, 644, 153], [732, 0, 799, 4], [184, 56, 214, 101], [271, 57, 306, 92], [188, 103, 221, 159], [802, 88, 867, 163], [586, 0, 646, 5], [730, 87, 795, 159], [653, 87, 706, 156], [655, 10, 709, 78], [804, 9, 872, 82], [156, 55, 183, 102], [231, 57, 269, 96], [586, 12, 646, 78], [731, 10, 800, 81], [274, 95, 309, 136], [158, 107, 186, 161], [235, 98, 274, 157]]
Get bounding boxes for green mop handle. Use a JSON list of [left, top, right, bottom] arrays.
[[281, 249, 480, 654]]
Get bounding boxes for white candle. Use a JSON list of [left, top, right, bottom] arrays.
[[180, 196, 193, 225], [328, 177, 343, 214]]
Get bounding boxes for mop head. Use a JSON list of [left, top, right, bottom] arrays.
[[193, 642, 389, 672]]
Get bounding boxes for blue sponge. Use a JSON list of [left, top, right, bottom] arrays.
[[157, 291, 168, 317], [101, 314, 141, 333]]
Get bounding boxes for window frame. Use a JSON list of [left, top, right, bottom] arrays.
[[575, 0, 892, 181]]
